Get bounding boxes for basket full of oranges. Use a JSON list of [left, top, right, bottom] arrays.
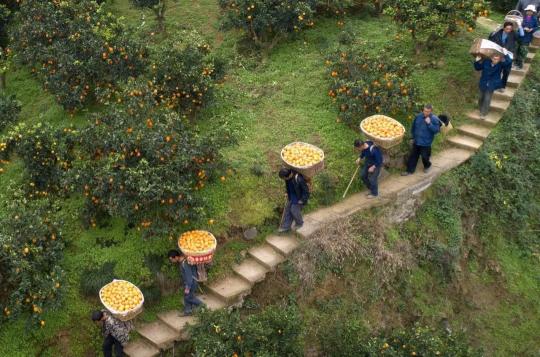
[[99, 280, 144, 321], [280, 142, 325, 178], [178, 230, 217, 264], [360, 115, 406, 149]]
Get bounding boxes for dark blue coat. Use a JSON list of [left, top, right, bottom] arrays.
[[181, 260, 198, 289], [411, 113, 441, 147], [474, 59, 507, 92], [522, 16, 539, 45], [285, 172, 309, 204], [360, 141, 383, 168]]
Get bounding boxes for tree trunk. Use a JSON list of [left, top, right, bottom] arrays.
[[0, 72, 6, 91], [154, 0, 166, 33]]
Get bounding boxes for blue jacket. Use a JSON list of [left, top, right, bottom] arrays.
[[522, 16, 539, 45], [411, 113, 441, 147], [181, 260, 198, 289], [285, 172, 309, 204], [360, 141, 383, 168], [474, 59, 507, 91]]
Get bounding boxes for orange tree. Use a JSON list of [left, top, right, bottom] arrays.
[[383, 0, 488, 53], [71, 79, 233, 236], [12, 0, 148, 111], [0, 191, 64, 327], [326, 46, 418, 126], [219, 0, 315, 47], [0, 93, 20, 132]]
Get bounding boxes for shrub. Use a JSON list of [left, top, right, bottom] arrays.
[[326, 45, 418, 127], [72, 79, 233, 236], [147, 31, 225, 116], [0, 191, 64, 327], [219, 0, 316, 47], [80, 262, 116, 297], [13, 0, 148, 111], [384, 0, 488, 53], [189, 305, 304, 356], [0, 93, 20, 132]]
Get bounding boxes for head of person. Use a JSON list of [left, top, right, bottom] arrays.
[[91, 310, 105, 324], [354, 139, 369, 151], [503, 21, 514, 33], [168, 249, 184, 263], [525, 5, 536, 16], [422, 104, 433, 117], [491, 54, 502, 64], [279, 168, 293, 181]]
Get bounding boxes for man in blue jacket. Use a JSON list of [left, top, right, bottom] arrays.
[[489, 22, 524, 91], [168, 250, 203, 316], [474, 54, 507, 118], [354, 139, 383, 199], [402, 104, 441, 176], [278, 168, 309, 232], [516, 5, 539, 69]]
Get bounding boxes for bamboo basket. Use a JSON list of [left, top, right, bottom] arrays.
[[178, 230, 217, 258], [359, 115, 405, 149], [504, 10, 523, 29], [99, 279, 144, 321], [533, 31, 540, 46], [280, 142, 325, 178]]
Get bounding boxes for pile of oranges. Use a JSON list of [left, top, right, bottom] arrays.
[[361, 115, 405, 139], [178, 230, 216, 255], [281, 143, 324, 168], [100, 280, 143, 313]]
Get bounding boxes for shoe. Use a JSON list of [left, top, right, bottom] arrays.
[[367, 194, 378, 199], [278, 227, 290, 233], [183, 311, 193, 316], [366, 192, 372, 196], [401, 172, 412, 176], [293, 224, 303, 231], [423, 166, 432, 174], [497, 88, 505, 93], [479, 114, 486, 120]]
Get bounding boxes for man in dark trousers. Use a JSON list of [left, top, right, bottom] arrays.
[[354, 139, 383, 199], [168, 250, 203, 316], [402, 104, 441, 176], [91, 310, 134, 357], [278, 168, 309, 233], [489, 21, 524, 92], [474, 54, 507, 118]]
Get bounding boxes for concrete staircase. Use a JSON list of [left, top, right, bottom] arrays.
[[123, 21, 537, 357]]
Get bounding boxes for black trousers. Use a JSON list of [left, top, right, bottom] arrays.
[[103, 334, 123, 357], [406, 144, 432, 173]]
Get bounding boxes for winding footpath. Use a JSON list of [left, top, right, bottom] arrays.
[[124, 18, 537, 356]]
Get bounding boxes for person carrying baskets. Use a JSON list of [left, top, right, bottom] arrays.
[[91, 310, 134, 357], [489, 21, 524, 91], [401, 104, 441, 176], [354, 139, 383, 199], [168, 250, 204, 316], [278, 168, 309, 233]]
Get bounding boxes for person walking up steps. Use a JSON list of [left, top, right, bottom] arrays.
[[401, 104, 441, 176], [91, 310, 134, 357], [489, 21, 524, 92], [516, 5, 539, 69], [354, 139, 383, 199], [474, 54, 507, 119], [278, 168, 309, 233]]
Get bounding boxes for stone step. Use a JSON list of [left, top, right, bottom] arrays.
[[233, 258, 269, 284], [248, 243, 286, 270], [197, 292, 228, 310], [447, 134, 483, 151], [511, 63, 530, 76], [124, 340, 160, 357], [457, 124, 491, 140], [206, 275, 251, 304], [529, 45, 539, 53], [493, 86, 516, 101], [467, 110, 502, 127], [157, 311, 197, 339], [507, 73, 524, 88], [525, 51, 535, 63], [489, 98, 511, 112], [137, 321, 179, 351], [266, 235, 301, 256]]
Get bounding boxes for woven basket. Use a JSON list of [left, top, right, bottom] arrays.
[[99, 279, 144, 321], [178, 230, 217, 257], [469, 38, 506, 58], [280, 142, 325, 178], [504, 10, 523, 29], [533, 31, 540, 46], [187, 252, 215, 264], [359, 115, 406, 149]]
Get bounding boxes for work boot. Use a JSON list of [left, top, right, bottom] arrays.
[[278, 227, 290, 233], [423, 166, 432, 174]]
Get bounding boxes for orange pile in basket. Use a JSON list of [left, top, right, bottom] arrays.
[[179, 230, 215, 254], [282, 143, 323, 167], [362, 115, 404, 139], [100, 281, 143, 312]]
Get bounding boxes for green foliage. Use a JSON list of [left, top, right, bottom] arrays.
[[189, 305, 304, 356], [131, 0, 160, 6], [219, 0, 316, 46], [13, 0, 148, 111], [0, 191, 64, 326], [384, 0, 488, 52], [79, 262, 116, 297], [326, 45, 418, 126], [0, 93, 20, 132], [72, 79, 233, 236], [490, 0, 514, 12]]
